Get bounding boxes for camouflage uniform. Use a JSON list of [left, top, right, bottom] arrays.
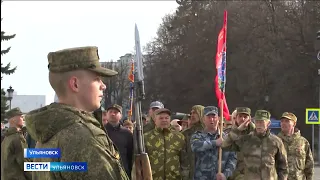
[[222, 110, 289, 180], [181, 105, 205, 180], [1, 108, 32, 180], [191, 131, 236, 180], [144, 127, 185, 180], [277, 112, 314, 180], [224, 107, 256, 180], [25, 47, 129, 180]]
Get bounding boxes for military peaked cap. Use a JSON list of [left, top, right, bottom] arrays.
[[254, 110, 271, 121], [236, 107, 251, 115], [5, 107, 24, 119], [281, 112, 297, 122], [47, 46, 118, 77], [107, 104, 123, 114]]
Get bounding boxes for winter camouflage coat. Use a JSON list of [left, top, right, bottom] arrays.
[[225, 122, 256, 180], [222, 128, 289, 180], [1, 127, 32, 180], [278, 129, 314, 180], [144, 127, 185, 180], [25, 103, 129, 180]]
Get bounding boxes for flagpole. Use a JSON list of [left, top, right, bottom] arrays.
[[218, 10, 228, 174], [218, 100, 224, 173]]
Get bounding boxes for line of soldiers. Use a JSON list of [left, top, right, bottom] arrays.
[[140, 104, 314, 180], [0, 46, 315, 180]]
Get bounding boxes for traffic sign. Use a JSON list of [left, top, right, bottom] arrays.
[[306, 108, 320, 124]]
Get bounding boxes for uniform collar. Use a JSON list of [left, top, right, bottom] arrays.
[[155, 127, 171, 133]]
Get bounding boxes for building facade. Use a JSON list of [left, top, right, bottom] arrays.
[[10, 93, 47, 113]]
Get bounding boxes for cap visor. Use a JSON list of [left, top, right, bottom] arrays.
[[238, 112, 250, 115], [151, 106, 162, 109], [205, 111, 218, 116], [155, 110, 171, 116], [254, 118, 270, 121], [281, 116, 292, 120], [107, 107, 121, 113], [89, 67, 118, 77]]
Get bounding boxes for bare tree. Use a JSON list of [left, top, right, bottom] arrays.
[[143, 0, 320, 141], [102, 54, 132, 114]]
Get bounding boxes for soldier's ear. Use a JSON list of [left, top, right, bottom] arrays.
[[68, 76, 80, 93]]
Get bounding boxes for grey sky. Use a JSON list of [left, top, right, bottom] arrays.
[[1, 1, 178, 102]]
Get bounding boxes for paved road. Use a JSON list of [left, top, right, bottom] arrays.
[[315, 166, 320, 180]]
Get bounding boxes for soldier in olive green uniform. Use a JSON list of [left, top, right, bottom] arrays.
[[223, 107, 255, 180], [25, 47, 129, 180], [221, 110, 288, 180], [278, 112, 314, 180], [180, 105, 204, 180], [1, 108, 32, 180], [144, 108, 186, 180]]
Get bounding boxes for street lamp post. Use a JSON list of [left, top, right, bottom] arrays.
[[6, 86, 14, 110]]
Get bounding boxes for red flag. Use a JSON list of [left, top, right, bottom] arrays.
[[128, 60, 134, 82], [128, 59, 135, 120], [215, 11, 230, 121]]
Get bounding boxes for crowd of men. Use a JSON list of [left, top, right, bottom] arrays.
[[0, 46, 316, 180]]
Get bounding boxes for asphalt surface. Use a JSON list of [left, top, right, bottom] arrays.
[[315, 166, 320, 180]]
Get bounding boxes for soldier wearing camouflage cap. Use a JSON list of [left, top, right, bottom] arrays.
[[25, 46, 129, 180], [278, 112, 314, 180], [1, 107, 31, 180], [144, 108, 186, 179], [220, 110, 289, 180], [221, 107, 255, 180]]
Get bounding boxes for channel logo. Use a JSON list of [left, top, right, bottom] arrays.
[[24, 162, 87, 172]]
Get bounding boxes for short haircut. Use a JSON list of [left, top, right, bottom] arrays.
[[49, 70, 85, 97]]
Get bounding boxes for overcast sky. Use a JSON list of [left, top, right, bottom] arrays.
[[1, 1, 178, 102]]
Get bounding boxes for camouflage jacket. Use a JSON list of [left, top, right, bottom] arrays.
[[181, 122, 204, 180], [226, 122, 256, 180], [190, 130, 236, 180], [222, 128, 288, 180], [25, 103, 129, 180], [144, 127, 186, 180], [278, 130, 314, 180], [1, 127, 32, 180]]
